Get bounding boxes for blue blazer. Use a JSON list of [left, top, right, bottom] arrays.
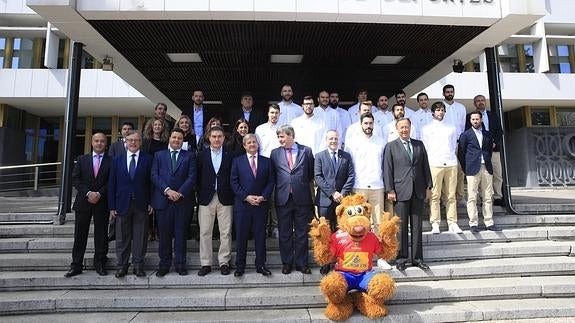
[[270, 143, 315, 206], [150, 149, 197, 210], [458, 128, 494, 176], [230, 154, 275, 209], [108, 151, 153, 216], [314, 149, 355, 208], [196, 147, 234, 206]]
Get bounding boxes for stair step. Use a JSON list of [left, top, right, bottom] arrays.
[[1, 256, 575, 291]]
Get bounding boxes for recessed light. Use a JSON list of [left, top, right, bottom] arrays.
[[270, 54, 303, 64], [167, 53, 202, 63], [370, 56, 404, 64], [204, 101, 223, 105]]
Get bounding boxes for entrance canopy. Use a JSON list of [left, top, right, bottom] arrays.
[[27, 0, 545, 116]]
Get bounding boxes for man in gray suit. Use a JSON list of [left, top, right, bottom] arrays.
[[314, 129, 355, 274], [384, 118, 432, 271], [108, 122, 134, 157], [270, 124, 315, 275]]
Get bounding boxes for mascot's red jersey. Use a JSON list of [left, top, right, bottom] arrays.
[[330, 229, 381, 274]]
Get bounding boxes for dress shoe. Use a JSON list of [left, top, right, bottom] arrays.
[[177, 268, 188, 276], [486, 225, 502, 232], [413, 261, 430, 270], [396, 262, 407, 271], [470, 226, 481, 233], [133, 268, 146, 277], [197, 266, 212, 276], [256, 267, 272, 276], [95, 266, 108, 276], [493, 199, 505, 207], [115, 268, 128, 278], [234, 270, 244, 277], [295, 266, 311, 274], [320, 264, 331, 275], [64, 268, 82, 278], [156, 268, 169, 277], [281, 264, 292, 275], [220, 264, 230, 275]]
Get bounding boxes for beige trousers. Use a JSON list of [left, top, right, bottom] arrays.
[[466, 165, 494, 227], [429, 166, 458, 225], [198, 193, 232, 266]]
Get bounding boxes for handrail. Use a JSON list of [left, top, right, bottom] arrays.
[[0, 162, 61, 170], [0, 162, 63, 192]]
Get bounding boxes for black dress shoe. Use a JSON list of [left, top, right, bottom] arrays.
[[177, 268, 188, 276], [396, 262, 407, 271], [493, 199, 505, 207], [234, 270, 244, 277], [296, 266, 311, 274], [486, 225, 502, 232], [470, 226, 481, 233], [281, 264, 292, 275], [95, 266, 108, 276], [64, 268, 82, 278], [156, 268, 169, 277], [115, 268, 127, 278], [256, 267, 272, 276], [413, 261, 430, 270], [197, 266, 212, 276], [220, 264, 230, 275], [134, 268, 146, 277], [320, 264, 331, 275]]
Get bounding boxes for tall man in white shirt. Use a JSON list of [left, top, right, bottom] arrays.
[[412, 93, 433, 138], [347, 89, 376, 121], [421, 102, 462, 234], [386, 104, 418, 142], [345, 100, 384, 144], [394, 89, 416, 119], [442, 84, 467, 205], [374, 95, 394, 134], [329, 91, 352, 147], [314, 90, 342, 143], [292, 96, 328, 156], [277, 84, 303, 126]]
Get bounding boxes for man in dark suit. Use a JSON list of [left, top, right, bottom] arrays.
[[384, 117, 432, 271], [230, 133, 275, 277], [108, 122, 134, 157], [108, 130, 153, 278], [270, 124, 315, 275], [314, 129, 355, 274], [228, 92, 266, 133], [151, 128, 197, 277], [182, 89, 217, 146], [196, 125, 235, 276], [65, 132, 111, 277], [458, 111, 502, 233]]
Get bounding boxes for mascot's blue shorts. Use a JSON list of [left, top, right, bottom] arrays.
[[339, 270, 377, 292]]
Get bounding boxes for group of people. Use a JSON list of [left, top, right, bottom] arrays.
[[65, 83, 504, 278]]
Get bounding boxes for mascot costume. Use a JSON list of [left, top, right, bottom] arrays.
[[310, 194, 399, 320]]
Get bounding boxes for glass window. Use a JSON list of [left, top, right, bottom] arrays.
[[74, 117, 86, 158], [556, 108, 575, 127], [93, 117, 113, 144], [12, 38, 34, 69], [530, 108, 551, 126], [498, 44, 520, 72], [549, 45, 571, 74], [524, 44, 535, 73], [0, 37, 5, 68]]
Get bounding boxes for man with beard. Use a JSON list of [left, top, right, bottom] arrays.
[[412, 92, 433, 138], [229, 92, 265, 134], [291, 96, 328, 155], [345, 101, 385, 145], [277, 84, 303, 126], [394, 89, 416, 119], [314, 90, 342, 144], [182, 89, 217, 147], [329, 91, 352, 146], [373, 95, 394, 134], [347, 89, 376, 122], [385, 103, 419, 142]]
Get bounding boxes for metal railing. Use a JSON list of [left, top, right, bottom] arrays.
[[0, 162, 62, 193]]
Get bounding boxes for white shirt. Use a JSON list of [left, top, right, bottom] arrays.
[[291, 114, 328, 156], [335, 106, 352, 142], [344, 121, 385, 147], [314, 105, 342, 139], [403, 105, 417, 119], [126, 150, 140, 172], [373, 109, 394, 135], [443, 100, 467, 139], [255, 122, 280, 158], [385, 120, 418, 142], [412, 108, 433, 138], [472, 127, 485, 164], [347, 103, 377, 123], [277, 100, 303, 126], [480, 110, 490, 131], [345, 134, 385, 189], [421, 119, 458, 167], [246, 153, 258, 169]]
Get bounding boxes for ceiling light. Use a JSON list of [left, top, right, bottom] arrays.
[[370, 56, 404, 65], [167, 53, 202, 63], [270, 54, 303, 64], [204, 101, 223, 105]]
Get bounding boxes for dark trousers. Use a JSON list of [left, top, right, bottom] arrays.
[[115, 201, 149, 269], [276, 195, 312, 267], [156, 203, 191, 270], [318, 202, 338, 232], [234, 204, 268, 270], [394, 197, 425, 264], [71, 209, 109, 270]]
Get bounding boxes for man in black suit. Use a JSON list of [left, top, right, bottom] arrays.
[[229, 92, 266, 133], [270, 125, 315, 275], [314, 129, 355, 274], [65, 132, 111, 277], [108, 122, 133, 157], [384, 118, 432, 271], [459, 111, 502, 233], [196, 126, 235, 276], [182, 89, 217, 146], [230, 134, 275, 277]]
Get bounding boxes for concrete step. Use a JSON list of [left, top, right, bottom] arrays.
[[2, 298, 575, 322], [1, 256, 574, 291], [0, 239, 572, 271], [0, 275, 573, 315]]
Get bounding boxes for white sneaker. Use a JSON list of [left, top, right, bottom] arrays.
[[272, 228, 279, 239], [431, 223, 440, 234], [377, 259, 392, 270], [449, 223, 463, 234]]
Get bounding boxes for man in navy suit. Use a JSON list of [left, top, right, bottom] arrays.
[[230, 133, 275, 277], [196, 126, 235, 276], [384, 118, 433, 271], [314, 129, 355, 274], [458, 111, 502, 233], [228, 92, 266, 133], [108, 130, 153, 278], [151, 128, 197, 277], [270, 124, 315, 275], [65, 132, 111, 277]]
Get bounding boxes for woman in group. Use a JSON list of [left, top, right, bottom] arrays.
[[227, 118, 249, 157], [175, 115, 197, 152]]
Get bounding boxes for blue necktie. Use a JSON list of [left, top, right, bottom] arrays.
[[129, 154, 136, 179], [171, 150, 178, 173]]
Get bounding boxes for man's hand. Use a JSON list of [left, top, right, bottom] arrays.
[[331, 191, 343, 204], [87, 191, 101, 204], [166, 189, 181, 202], [387, 191, 397, 202], [245, 195, 261, 206], [109, 210, 117, 220]]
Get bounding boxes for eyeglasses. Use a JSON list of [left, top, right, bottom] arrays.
[[126, 138, 141, 143]]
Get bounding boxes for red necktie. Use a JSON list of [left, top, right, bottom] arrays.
[[250, 155, 257, 177]]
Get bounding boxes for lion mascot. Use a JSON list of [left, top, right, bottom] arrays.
[[309, 194, 400, 321]]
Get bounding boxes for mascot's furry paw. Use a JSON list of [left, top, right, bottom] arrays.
[[321, 272, 354, 321], [325, 297, 354, 321], [378, 212, 401, 261], [367, 273, 396, 302], [310, 217, 331, 241], [352, 292, 389, 319]]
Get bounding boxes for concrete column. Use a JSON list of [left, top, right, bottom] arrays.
[[516, 45, 526, 73], [32, 38, 44, 68], [568, 45, 575, 73], [530, 21, 549, 73], [0, 104, 7, 127], [3, 37, 14, 68]]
